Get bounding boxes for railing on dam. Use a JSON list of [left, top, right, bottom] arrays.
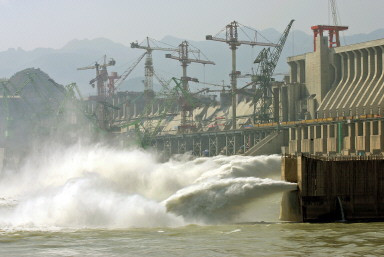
[[283, 153, 384, 161]]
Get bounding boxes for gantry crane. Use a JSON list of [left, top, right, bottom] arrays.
[[311, 0, 347, 51], [206, 21, 277, 129], [165, 41, 215, 131], [252, 19, 294, 123]]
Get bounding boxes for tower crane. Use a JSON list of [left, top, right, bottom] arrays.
[[77, 55, 116, 98], [206, 21, 277, 129], [165, 41, 215, 131], [131, 37, 199, 98], [252, 19, 294, 123], [77, 55, 116, 129]]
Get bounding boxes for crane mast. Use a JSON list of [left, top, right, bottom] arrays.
[[77, 55, 116, 98], [165, 41, 215, 132], [131, 37, 198, 98], [330, 0, 339, 26], [77, 55, 116, 129], [206, 21, 277, 129]]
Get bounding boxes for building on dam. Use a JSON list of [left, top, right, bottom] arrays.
[[281, 33, 384, 156]]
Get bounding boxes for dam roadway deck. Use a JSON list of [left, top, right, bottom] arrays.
[[149, 114, 384, 157]]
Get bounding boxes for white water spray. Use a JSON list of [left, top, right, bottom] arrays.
[[0, 143, 296, 230]]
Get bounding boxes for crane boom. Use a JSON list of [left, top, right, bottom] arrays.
[[114, 52, 147, 90], [165, 54, 215, 65], [131, 42, 200, 53], [206, 21, 277, 129], [77, 65, 97, 71], [252, 19, 294, 123], [255, 19, 294, 73], [131, 37, 199, 94]]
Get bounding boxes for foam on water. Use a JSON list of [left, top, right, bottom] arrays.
[[0, 142, 296, 230]]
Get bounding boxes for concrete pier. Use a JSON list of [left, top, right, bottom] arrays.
[[281, 154, 384, 222]]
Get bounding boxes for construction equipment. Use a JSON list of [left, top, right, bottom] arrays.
[[252, 19, 294, 123], [113, 52, 146, 91], [311, 0, 347, 51], [119, 81, 183, 147], [131, 37, 197, 98], [196, 80, 230, 91], [206, 21, 277, 129], [78, 53, 145, 130], [77, 55, 116, 129], [165, 41, 215, 132], [77, 55, 116, 97]]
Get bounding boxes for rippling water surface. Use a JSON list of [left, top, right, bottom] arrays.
[[2, 223, 384, 256], [0, 144, 381, 256]]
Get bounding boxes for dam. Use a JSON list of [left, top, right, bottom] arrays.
[[1, 21, 384, 222]]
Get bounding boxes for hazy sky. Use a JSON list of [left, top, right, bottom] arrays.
[[1, 0, 383, 51]]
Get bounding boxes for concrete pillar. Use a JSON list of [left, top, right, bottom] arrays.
[[364, 121, 371, 153], [327, 124, 337, 154], [299, 60, 305, 83], [281, 86, 289, 122], [273, 87, 280, 122], [287, 84, 300, 121], [348, 123, 356, 153], [309, 126, 314, 154], [289, 62, 298, 83]]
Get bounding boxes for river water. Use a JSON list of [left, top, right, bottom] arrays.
[[0, 143, 382, 256]]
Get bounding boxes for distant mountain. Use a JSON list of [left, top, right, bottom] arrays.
[[0, 28, 383, 95]]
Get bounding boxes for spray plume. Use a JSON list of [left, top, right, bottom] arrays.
[[0, 143, 296, 230]]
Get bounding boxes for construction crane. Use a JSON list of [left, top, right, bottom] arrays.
[[206, 21, 277, 129], [311, 0, 347, 51], [113, 52, 147, 91], [252, 19, 294, 123], [329, 0, 340, 26], [131, 37, 199, 98], [77, 55, 116, 129], [77, 55, 116, 98], [196, 80, 230, 90], [165, 41, 215, 132]]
